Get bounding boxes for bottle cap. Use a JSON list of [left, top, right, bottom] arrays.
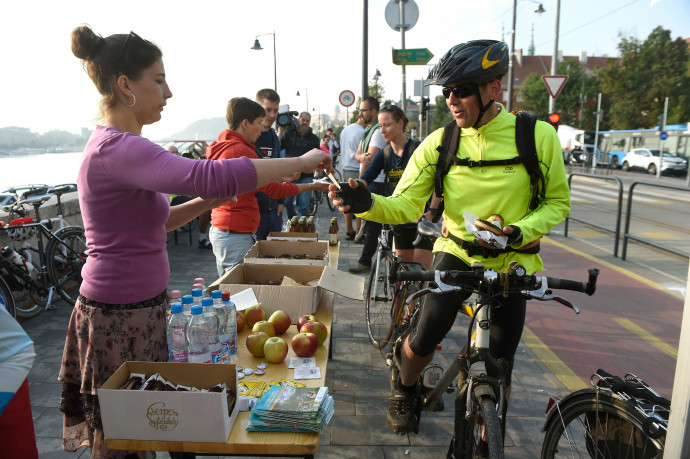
[[195, 277, 205, 285], [211, 290, 222, 299], [192, 288, 202, 297], [171, 304, 183, 314], [192, 283, 203, 290], [436, 344, 442, 351], [191, 305, 203, 315], [169, 290, 181, 299], [182, 295, 193, 304], [222, 291, 230, 301], [201, 297, 213, 306]]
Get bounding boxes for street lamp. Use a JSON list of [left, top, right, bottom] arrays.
[[506, 0, 545, 112], [251, 32, 277, 91], [296, 89, 309, 113], [372, 69, 381, 99]]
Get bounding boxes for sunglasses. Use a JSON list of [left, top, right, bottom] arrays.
[[121, 31, 143, 53], [380, 104, 398, 111], [442, 84, 477, 99]]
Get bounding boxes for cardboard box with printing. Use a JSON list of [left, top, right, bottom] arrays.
[[99, 361, 239, 443], [244, 240, 329, 266], [208, 264, 363, 323]]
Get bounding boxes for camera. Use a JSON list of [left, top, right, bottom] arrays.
[[277, 105, 299, 131]]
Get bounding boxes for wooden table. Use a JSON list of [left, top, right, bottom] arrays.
[[105, 244, 340, 458]]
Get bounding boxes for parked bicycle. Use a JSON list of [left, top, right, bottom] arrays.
[[384, 221, 599, 458], [541, 368, 669, 458], [0, 187, 87, 318]]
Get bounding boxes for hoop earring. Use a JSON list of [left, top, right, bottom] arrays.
[[126, 93, 136, 107]]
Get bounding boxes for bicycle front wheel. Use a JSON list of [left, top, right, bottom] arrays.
[[541, 390, 665, 458], [461, 394, 504, 459], [46, 226, 87, 305], [0, 276, 16, 318], [308, 190, 319, 216], [365, 253, 395, 349]]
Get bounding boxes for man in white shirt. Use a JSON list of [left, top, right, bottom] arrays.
[[339, 115, 367, 238]]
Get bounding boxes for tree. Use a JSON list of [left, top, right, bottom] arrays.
[[350, 78, 389, 123], [599, 26, 690, 129]]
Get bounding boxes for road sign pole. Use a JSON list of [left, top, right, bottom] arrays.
[[549, 0, 561, 114], [592, 92, 601, 174], [657, 96, 668, 179], [399, 0, 406, 112]]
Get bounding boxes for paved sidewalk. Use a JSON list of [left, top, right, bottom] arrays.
[[22, 203, 622, 458]]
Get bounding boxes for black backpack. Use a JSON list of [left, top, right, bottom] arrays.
[[433, 111, 545, 215]]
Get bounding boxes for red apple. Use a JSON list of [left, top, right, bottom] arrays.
[[291, 332, 318, 357], [236, 311, 246, 333], [268, 310, 291, 335], [300, 321, 328, 346], [252, 320, 276, 337], [246, 331, 269, 357], [244, 305, 265, 328], [263, 336, 288, 363], [297, 314, 317, 331]]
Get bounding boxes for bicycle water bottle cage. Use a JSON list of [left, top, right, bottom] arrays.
[[7, 218, 35, 241]]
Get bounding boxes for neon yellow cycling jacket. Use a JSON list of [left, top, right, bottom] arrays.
[[358, 106, 570, 274]]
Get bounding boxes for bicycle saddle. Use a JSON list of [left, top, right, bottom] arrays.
[[18, 194, 54, 206], [48, 184, 75, 196]]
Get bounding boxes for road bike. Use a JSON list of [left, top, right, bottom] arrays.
[[1, 187, 87, 318], [386, 222, 599, 458], [541, 368, 669, 458]]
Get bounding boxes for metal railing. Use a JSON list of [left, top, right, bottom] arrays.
[[565, 173, 624, 257], [622, 181, 690, 261]]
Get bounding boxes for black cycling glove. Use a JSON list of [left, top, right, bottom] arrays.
[[337, 179, 374, 214], [505, 225, 523, 246]]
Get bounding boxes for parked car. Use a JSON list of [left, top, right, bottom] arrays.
[[0, 193, 17, 207], [621, 148, 688, 175]]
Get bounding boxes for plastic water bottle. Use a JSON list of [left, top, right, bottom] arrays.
[[202, 297, 222, 363], [191, 288, 203, 307], [187, 305, 211, 363], [167, 304, 188, 363], [169, 290, 182, 318], [181, 294, 193, 320], [222, 291, 238, 364], [194, 277, 207, 296], [211, 290, 229, 363]]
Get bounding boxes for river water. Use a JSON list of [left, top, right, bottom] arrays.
[[0, 152, 83, 191]]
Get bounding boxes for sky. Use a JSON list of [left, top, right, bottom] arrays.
[[2, 0, 688, 140]]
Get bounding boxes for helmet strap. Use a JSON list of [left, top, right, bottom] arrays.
[[471, 85, 494, 128]]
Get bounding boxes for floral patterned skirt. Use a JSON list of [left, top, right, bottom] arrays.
[[58, 291, 169, 458]]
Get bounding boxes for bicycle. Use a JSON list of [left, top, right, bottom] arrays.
[[0, 189, 87, 318], [541, 368, 669, 458], [308, 167, 342, 216], [385, 223, 599, 458]]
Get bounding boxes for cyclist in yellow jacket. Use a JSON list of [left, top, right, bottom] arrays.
[[330, 39, 570, 433]]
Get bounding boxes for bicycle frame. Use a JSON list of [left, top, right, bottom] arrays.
[[370, 225, 395, 298]]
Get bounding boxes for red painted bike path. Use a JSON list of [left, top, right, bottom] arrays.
[[524, 238, 683, 398]]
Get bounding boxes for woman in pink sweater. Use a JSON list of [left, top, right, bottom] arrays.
[[60, 26, 332, 458]]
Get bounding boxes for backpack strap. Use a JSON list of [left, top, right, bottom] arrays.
[[382, 143, 393, 196], [434, 120, 460, 198], [515, 112, 545, 210]]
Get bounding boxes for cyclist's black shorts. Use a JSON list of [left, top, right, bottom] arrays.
[[407, 251, 526, 387], [392, 224, 434, 251]]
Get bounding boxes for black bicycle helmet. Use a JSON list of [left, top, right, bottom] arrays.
[[426, 40, 509, 87], [427, 40, 509, 127]]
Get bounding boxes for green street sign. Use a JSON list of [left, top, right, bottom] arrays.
[[392, 48, 433, 65]]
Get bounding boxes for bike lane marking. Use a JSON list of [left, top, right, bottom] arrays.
[[613, 317, 678, 358], [521, 326, 587, 392]]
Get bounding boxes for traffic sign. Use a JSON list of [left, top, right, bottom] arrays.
[[659, 131, 668, 140], [339, 90, 355, 107], [542, 75, 569, 99], [384, 0, 419, 32], [392, 48, 434, 66]]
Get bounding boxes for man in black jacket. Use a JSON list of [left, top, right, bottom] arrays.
[[280, 112, 320, 218]]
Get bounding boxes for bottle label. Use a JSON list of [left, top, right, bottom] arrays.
[[169, 349, 188, 363], [329, 233, 338, 246]]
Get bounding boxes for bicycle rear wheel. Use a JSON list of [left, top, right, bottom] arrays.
[[0, 276, 16, 318], [308, 190, 318, 216], [365, 253, 395, 349], [541, 390, 665, 458], [46, 226, 87, 305], [459, 394, 504, 459]]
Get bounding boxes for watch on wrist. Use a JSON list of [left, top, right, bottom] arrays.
[[428, 208, 438, 215]]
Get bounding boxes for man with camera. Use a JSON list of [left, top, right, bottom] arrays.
[[279, 111, 320, 218]]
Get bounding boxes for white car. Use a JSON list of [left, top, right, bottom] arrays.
[[621, 148, 688, 175]]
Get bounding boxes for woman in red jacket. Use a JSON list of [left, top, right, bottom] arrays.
[[207, 97, 329, 275]]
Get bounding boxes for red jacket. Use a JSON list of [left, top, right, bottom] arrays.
[[207, 130, 298, 233]]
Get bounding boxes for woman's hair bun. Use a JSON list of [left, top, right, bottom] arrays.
[[71, 25, 105, 61]]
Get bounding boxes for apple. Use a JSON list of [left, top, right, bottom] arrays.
[[244, 305, 265, 328], [300, 321, 328, 346], [246, 331, 269, 357], [252, 320, 276, 337], [291, 332, 318, 357], [236, 311, 246, 333], [268, 310, 291, 336], [297, 314, 317, 331], [263, 336, 288, 363]]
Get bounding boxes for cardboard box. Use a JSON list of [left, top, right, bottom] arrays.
[[99, 361, 239, 443], [208, 264, 363, 323], [266, 231, 318, 242], [244, 240, 329, 266]]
